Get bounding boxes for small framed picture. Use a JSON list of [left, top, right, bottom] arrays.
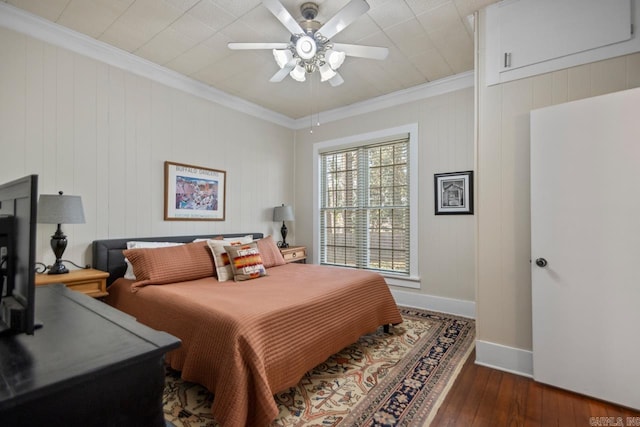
[[434, 171, 474, 215], [164, 161, 226, 221]]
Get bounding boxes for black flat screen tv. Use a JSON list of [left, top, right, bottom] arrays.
[[0, 174, 38, 335]]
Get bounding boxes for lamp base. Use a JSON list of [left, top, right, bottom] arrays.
[[279, 221, 289, 248], [48, 260, 69, 275], [49, 226, 69, 274]]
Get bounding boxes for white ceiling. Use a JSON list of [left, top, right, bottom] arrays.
[[3, 0, 499, 119]]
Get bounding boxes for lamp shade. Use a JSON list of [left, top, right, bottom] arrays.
[[289, 65, 306, 82], [273, 49, 293, 69], [325, 49, 346, 70], [273, 205, 294, 222], [38, 192, 85, 224], [319, 63, 337, 82]]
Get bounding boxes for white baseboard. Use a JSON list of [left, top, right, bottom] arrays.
[[390, 289, 476, 319], [389, 289, 533, 378], [475, 340, 533, 378]]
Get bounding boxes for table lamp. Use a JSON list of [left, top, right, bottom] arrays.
[[37, 191, 85, 274], [273, 204, 294, 248]]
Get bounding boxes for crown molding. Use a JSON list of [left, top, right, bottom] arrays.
[[0, 2, 296, 129], [0, 2, 474, 131], [292, 71, 475, 130]]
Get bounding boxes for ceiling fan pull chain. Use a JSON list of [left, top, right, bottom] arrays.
[[315, 76, 320, 127], [310, 77, 314, 133]]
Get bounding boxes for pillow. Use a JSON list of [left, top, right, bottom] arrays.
[[192, 236, 223, 242], [255, 235, 286, 268], [224, 242, 267, 281], [123, 241, 215, 289], [124, 241, 185, 280], [126, 241, 185, 249], [206, 235, 254, 282], [223, 235, 253, 242]]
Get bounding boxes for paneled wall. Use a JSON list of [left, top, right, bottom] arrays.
[[294, 87, 476, 302], [0, 27, 295, 267], [476, 8, 640, 353]]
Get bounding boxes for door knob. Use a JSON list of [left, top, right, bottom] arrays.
[[535, 258, 548, 267]]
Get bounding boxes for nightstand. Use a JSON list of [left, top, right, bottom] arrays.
[[35, 268, 109, 298], [280, 246, 307, 264]]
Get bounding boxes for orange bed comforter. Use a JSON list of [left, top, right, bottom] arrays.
[[105, 262, 402, 426]]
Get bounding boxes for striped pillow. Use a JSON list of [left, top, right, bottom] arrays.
[[255, 235, 286, 268], [124, 241, 185, 280], [206, 236, 253, 282], [123, 241, 215, 290], [224, 242, 267, 282]]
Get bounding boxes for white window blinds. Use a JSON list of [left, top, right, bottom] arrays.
[[319, 137, 410, 275]]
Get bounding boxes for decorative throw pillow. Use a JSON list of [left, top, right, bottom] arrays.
[[206, 235, 253, 282], [224, 242, 267, 281], [255, 235, 286, 268], [123, 241, 215, 289], [124, 241, 185, 280]]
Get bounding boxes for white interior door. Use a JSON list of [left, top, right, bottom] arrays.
[[531, 87, 640, 410]]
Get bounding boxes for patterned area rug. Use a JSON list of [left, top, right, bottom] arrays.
[[163, 307, 475, 427]]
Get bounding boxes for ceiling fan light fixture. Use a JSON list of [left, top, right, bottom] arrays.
[[325, 49, 346, 70], [230, 0, 387, 85], [319, 63, 337, 82], [273, 49, 293, 68], [304, 62, 316, 74], [295, 35, 317, 60], [290, 65, 306, 82]]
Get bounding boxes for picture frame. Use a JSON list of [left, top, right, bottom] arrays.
[[164, 161, 226, 221], [434, 171, 474, 215]]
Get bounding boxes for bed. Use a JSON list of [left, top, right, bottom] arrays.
[[92, 233, 402, 427]]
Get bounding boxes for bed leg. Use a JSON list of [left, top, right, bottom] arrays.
[[383, 324, 390, 334]]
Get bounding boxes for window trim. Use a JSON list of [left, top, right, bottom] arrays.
[[312, 124, 419, 288]]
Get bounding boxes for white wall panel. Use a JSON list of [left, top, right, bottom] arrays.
[[72, 54, 99, 263], [24, 37, 44, 177], [148, 84, 174, 237], [106, 67, 127, 240], [0, 28, 26, 179], [0, 27, 295, 268], [54, 48, 75, 193]]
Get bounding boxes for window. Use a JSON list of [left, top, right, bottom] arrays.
[[319, 137, 410, 275]]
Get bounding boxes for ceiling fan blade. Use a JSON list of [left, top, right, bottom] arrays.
[[269, 61, 296, 82], [329, 72, 344, 87], [317, 0, 370, 40], [228, 42, 290, 50], [262, 0, 305, 35], [332, 43, 389, 60]]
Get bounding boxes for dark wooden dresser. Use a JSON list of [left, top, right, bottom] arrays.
[[0, 284, 181, 426]]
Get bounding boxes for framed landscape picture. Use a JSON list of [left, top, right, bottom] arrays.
[[164, 161, 226, 221], [434, 171, 474, 215]]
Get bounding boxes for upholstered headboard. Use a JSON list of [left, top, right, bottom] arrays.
[[92, 233, 264, 286]]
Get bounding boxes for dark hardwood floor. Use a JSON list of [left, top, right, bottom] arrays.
[[431, 349, 640, 426]]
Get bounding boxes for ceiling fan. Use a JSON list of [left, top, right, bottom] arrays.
[[228, 0, 389, 87]]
